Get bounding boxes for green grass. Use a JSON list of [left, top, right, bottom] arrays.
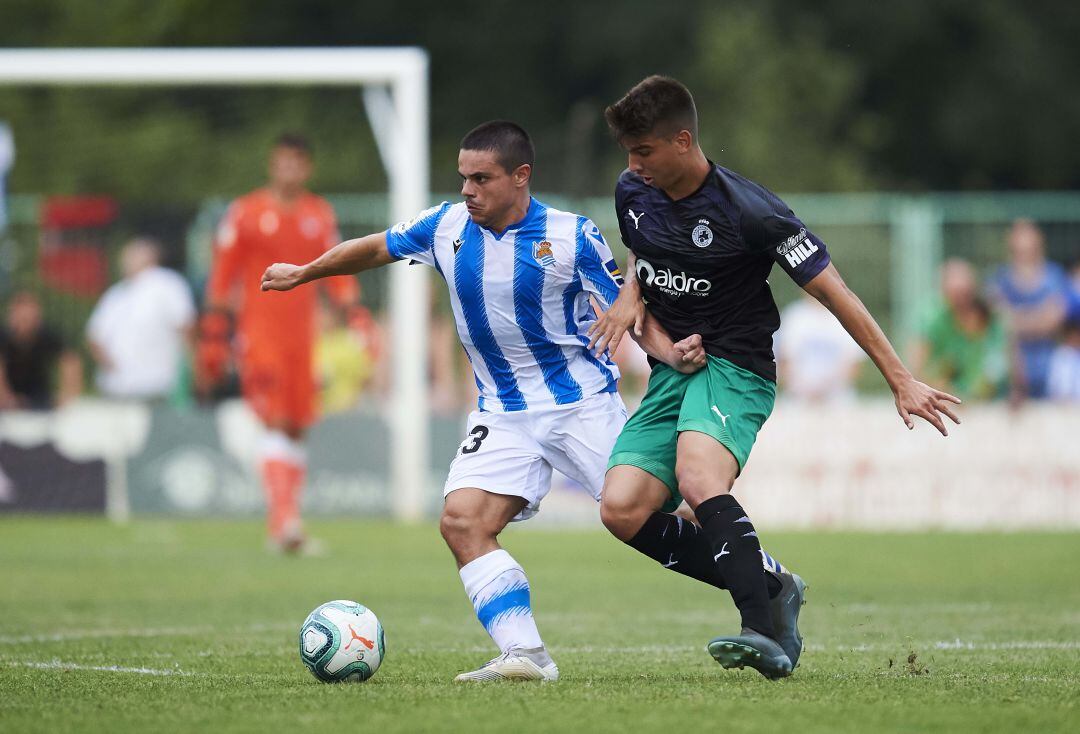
[[1, 518, 1078, 733]]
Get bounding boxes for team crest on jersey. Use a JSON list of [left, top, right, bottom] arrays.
[[533, 240, 556, 267], [691, 219, 714, 248]]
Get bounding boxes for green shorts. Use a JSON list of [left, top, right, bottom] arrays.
[[608, 356, 776, 513]]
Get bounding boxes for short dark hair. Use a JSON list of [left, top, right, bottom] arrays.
[[274, 132, 312, 157], [604, 75, 699, 142], [459, 121, 535, 173]]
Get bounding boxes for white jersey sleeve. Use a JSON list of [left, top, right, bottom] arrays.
[[574, 218, 624, 311], [385, 202, 453, 268]]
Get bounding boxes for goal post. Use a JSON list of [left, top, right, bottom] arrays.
[[0, 47, 431, 521]]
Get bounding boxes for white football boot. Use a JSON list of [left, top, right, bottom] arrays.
[[454, 647, 559, 682]]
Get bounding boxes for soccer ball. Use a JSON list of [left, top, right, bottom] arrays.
[[299, 600, 385, 682]]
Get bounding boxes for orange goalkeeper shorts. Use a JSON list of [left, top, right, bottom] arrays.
[[240, 346, 317, 431]]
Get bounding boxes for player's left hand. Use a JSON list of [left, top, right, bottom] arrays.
[[587, 292, 644, 357], [261, 263, 305, 292], [672, 334, 707, 374], [893, 377, 961, 436]]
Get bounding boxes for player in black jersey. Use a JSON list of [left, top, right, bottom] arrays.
[[589, 76, 961, 679]]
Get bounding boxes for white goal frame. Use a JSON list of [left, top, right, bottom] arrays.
[[0, 47, 431, 521]]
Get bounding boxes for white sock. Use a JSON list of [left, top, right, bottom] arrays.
[[459, 549, 543, 653], [258, 430, 307, 464]]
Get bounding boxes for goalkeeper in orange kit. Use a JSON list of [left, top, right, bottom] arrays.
[[206, 133, 357, 552]]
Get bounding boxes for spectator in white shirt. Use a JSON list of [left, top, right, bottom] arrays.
[[1046, 315, 1080, 402], [87, 237, 196, 400], [775, 292, 866, 403]]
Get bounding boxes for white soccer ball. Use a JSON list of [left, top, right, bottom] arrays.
[[299, 600, 385, 682]]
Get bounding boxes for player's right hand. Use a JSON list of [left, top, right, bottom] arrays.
[[587, 291, 645, 357], [261, 263, 304, 292], [672, 334, 707, 374]]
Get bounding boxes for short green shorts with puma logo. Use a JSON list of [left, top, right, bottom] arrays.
[[608, 355, 776, 513]]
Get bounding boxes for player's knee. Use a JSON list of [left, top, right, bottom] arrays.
[[439, 505, 498, 549], [438, 507, 472, 546], [675, 464, 734, 507], [600, 493, 647, 542]]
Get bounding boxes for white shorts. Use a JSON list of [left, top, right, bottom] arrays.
[[444, 391, 628, 521]]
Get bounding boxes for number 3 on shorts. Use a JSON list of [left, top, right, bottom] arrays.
[[459, 425, 490, 455]]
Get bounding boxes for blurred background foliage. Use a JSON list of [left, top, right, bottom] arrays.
[[2, 0, 1079, 203]]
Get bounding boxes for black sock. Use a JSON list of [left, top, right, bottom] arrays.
[[626, 512, 724, 589], [695, 494, 777, 638], [627, 513, 785, 598]]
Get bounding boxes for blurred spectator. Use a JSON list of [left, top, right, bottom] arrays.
[[987, 219, 1069, 398], [316, 303, 380, 414], [612, 333, 652, 408], [0, 290, 82, 410], [426, 279, 478, 416], [913, 259, 1010, 401], [775, 292, 865, 403], [86, 237, 196, 400], [1046, 314, 1080, 402], [193, 308, 239, 403], [1067, 259, 1080, 324]]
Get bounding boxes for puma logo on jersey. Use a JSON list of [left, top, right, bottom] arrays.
[[627, 209, 645, 229], [714, 543, 730, 561]]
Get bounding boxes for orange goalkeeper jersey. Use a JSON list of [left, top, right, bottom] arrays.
[[207, 189, 357, 355]]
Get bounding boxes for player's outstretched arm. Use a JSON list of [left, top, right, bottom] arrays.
[[261, 232, 396, 292], [803, 263, 961, 436]]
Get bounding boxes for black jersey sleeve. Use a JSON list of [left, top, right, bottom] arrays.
[[739, 185, 831, 287]]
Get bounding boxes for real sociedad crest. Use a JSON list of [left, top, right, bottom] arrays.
[[533, 240, 556, 267]]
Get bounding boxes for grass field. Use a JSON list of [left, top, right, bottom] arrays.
[[1, 518, 1078, 733]]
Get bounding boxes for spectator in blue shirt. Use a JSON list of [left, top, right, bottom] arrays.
[[988, 219, 1068, 398], [1066, 259, 1080, 324]]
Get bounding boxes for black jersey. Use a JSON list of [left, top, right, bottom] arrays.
[[616, 164, 831, 382]]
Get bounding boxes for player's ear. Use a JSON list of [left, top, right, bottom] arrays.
[[672, 129, 694, 154], [512, 163, 531, 188]]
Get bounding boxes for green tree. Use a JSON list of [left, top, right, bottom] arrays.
[[684, 4, 880, 191]]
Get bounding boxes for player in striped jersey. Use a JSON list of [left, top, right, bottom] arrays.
[[261, 121, 709, 681]]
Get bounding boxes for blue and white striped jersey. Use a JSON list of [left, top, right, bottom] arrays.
[[386, 197, 623, 412]]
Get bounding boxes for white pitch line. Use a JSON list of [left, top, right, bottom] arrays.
[[3, 630, 1077, 657], [0, 622, 295, 646], [550, 640, 1080, 654], [930, 639, 1080, 651], [6, 660, 193, 676], [443, 640, 1080, 655], [810, 640, 1080, 653]]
